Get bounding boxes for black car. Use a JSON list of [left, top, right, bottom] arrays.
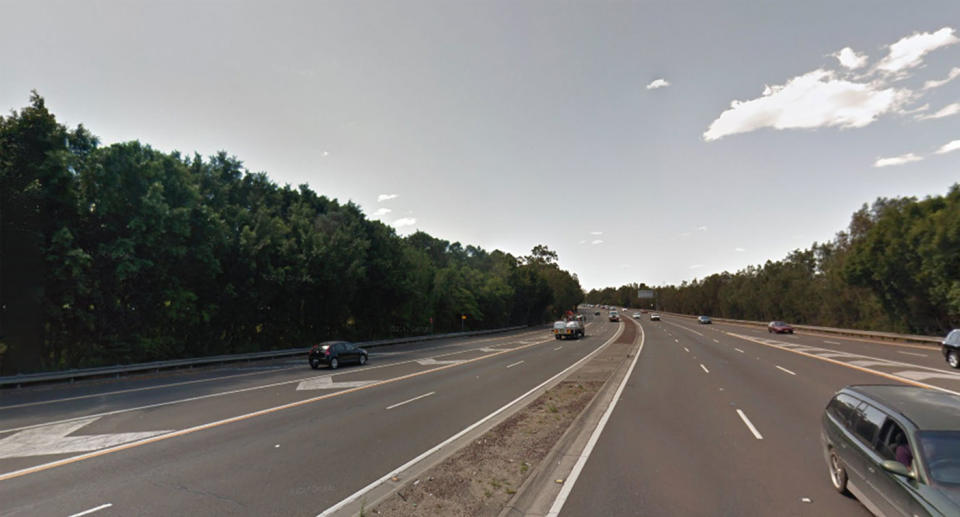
[[822, 385, 960, 516], [942, 329, 960, 368], [309, 341, 368, 369], [697, 315, 712, 324]]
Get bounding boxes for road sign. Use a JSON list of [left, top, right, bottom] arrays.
[[638, 289, 654, 299]]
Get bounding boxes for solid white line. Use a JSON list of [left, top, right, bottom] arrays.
[[713, 339, 719, 343], [317, 321, 626, 517], [386, 392, 435, 410], [546, 321, 645, 517], [737, 409, 763, 439], [776, 365, 797, 376], [506, 360, 525, 369], [898, 351, 928, 357], [554, 346, 563, 351], [824, 340, 842, 345], [734, 348, 745, 353], [700, 364, 710, 373], [683, 347, 689, 353], [69, 503, 113, 517]]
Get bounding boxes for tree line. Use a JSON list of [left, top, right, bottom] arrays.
[[586, 185, 960, 336], [0, 93, 583, 374]]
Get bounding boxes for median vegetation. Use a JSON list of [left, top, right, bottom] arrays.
[[0, 93, 583, 374], [587, 184, 960, 335]]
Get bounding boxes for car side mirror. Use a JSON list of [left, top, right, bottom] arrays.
[[881, 459, 915, 479]]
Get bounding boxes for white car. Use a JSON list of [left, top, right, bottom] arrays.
[[650, 313, 661, 321], [632, 313, 642, 319]]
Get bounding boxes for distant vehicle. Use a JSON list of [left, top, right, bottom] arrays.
[[822, 385, 960, 516], [768, 321, 795, 334], [640, 309, 648, 314], [609, 311, 620, 322], [309, 341, 368, 369], [697, 315, 712, 324], [632, 313, 642, 319], [942, 329, 960, 368], [553, 314, 585, 340], [650, 313, 661, 321]]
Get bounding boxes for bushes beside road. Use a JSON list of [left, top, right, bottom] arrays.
[[0, 93, 583, 374]]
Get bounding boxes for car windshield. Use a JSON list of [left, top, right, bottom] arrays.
[[918, 431, 960, 485]]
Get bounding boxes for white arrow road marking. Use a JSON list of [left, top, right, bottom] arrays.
[[0, 417, 170, 459], [296, 376, 380, 391], [415, 358, 464, 366]]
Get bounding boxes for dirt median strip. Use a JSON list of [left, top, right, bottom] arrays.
[[369, 322, 639, 516]]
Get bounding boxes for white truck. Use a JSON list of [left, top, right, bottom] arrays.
[[553, 314, 585, 340]]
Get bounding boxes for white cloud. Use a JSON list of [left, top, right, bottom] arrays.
[[392, 217, 417, 227], [372, 207, 392, 217], [590, 231, 603, 235], [578, 240, 587, 244], [678, 232, 692, 238], [591, 239, 604, 245], [833, 47, 868, 69], [877, 27, 958, 74], [916, 103, 960, 120], [703, 69, 908, 141], [936, 140, 960, 154], [735, 247, 746, 252], [924, 67, 960, 89], [646, 78, 670, 90], [689, 264, 704, 269], [697, 225, 708, 231], [377, 193, 398, 202], [874, 153, 923, 167], [322, 151, 330, 157]]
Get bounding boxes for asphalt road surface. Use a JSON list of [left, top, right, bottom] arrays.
[[0, 317, 621, 517], [559, 315, 957, 517]]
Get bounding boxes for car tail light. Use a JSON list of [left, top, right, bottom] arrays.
[[324, 348, 331, 356]]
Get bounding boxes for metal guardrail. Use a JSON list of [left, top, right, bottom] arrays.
[[658, 311, 943, 346], [0, 325, 528, 388]]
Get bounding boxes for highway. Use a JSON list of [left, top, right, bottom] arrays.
[[0, 318, 621, 516], [558, 314, 958, 517]]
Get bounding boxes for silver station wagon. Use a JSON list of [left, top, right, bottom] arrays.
[[822, 385, 960, 516]]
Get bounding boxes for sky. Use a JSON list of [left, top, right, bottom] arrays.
[[2, 0, 958, 290]]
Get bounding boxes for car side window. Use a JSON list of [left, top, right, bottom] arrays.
[[878, 420, 913, 467], [334, 343, 344, 353], [948, 330, 960, 346], [827, 394, 858, 425], [852, 403, 887, 449]]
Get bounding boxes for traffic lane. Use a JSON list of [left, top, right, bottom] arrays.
[[0, 331, 582, 476], [664, 316, 960, 394], [562, 321, 873, 517], [0, 322, 622, 516], [0, 327, 548, 409], [0, 328, 554, 432], [676, 317, 947, 372]]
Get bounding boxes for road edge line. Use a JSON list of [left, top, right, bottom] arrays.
[[544, 318, 646, 517]]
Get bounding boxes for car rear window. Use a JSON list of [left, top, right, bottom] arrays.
[[827, 394, 859, 425]]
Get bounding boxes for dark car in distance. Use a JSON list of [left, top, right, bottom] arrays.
[[309, 341, 368, 369], [822, 385, 960, 516], [768, 321, 795, 334], [697, 315, 712, 324], [942, 329, 960, 369]]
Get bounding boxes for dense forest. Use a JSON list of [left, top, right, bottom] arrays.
[[586, 185, 960, 336], [0, 93, 583, 375]]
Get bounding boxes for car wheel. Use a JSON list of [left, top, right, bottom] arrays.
[[359, 354, 367, 366], [828, 450, 849, 494], [555, 335, 562, 340], [329, 357, 339, 370], [948, 350, 960, 369], [309, 356, 320, 369]]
